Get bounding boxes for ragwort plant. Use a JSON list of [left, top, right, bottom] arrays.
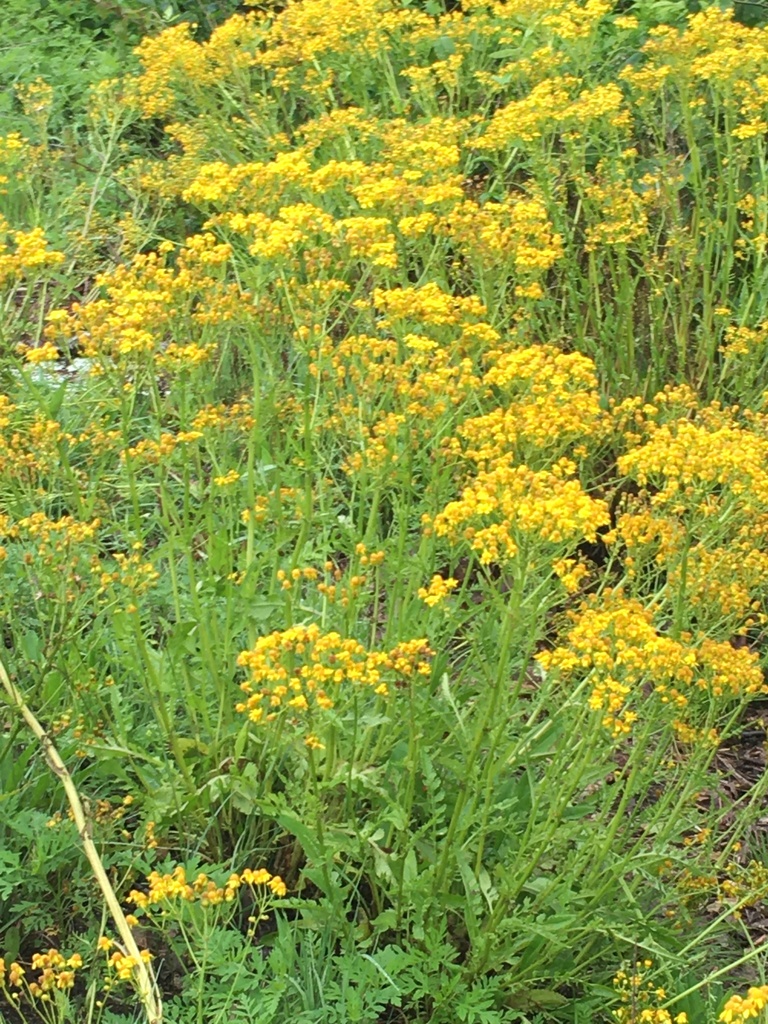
[[5, 1, 768, 1022]]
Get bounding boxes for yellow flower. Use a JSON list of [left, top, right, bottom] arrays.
[[430, 460, 609, 565], [538, 591, 765, 737], [418, 574, 459, 607], [237, 625, 433, 737], [720, 985, 768, 1023], [23, 342, 60, 364], [213, 469, 241, 488]]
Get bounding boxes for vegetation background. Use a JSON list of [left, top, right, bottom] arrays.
[[4, 1, 768, 1023]]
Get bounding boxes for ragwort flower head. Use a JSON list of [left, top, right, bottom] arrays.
[[430, 459, 609, 565], [447, 345, 605, 465], [236, 625, 433, 738], [618, 417, 768, 511], [538, 592, 766, 738]]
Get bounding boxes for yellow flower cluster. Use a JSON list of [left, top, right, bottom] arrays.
[[446, 345, 605, 466], [0, 217, 64, 286], [0, 949, 83, 1000], [418, 574, 459, 607], [105, 948, 153, 982], [192, 400, 256, 434], [318, 331, 481, 473], [611, 506, 686, 574], [156, 341, 216, 369], [240, 486, 305, 527], [0, 132, 30, 195], [277, 566, 320, 590], [254, 0, 394, 86], [236, 624, 433, 729], [430, 459, 609, 566], [611, 502, 768, 630], [542, 0, 612, 41], [128, 864, 286, 911], [22, 341, 61, 364], [584, 160, 649, 250], [621, 6, 768, 141], [676, 857, 768, 918], [633, 7, 768, 88], [48, 234, 244, 362], [675, 540, 768, 629], [720, 322, 768, 356], [0, 960, 24, 987], [619, 417, 768, 510], [18, 512, 100, 549], [131, 15, 265, 117], [27, 949, 81, 996], [552, 557, 589, 594], [479, 78, 627, 148], [720, 986, 768, 1023], [613, 960, 688, 1023], [293, 550, 385, 607], [373, 282, 486, 329], [437, 195, 563, 274], [734, 193, 768, 259], [538, 593, 766, 736], [98, 550, 160, 608], [213, 468, 241, 488], [123, 430, 203, 467]]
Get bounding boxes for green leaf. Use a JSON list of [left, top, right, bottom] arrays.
[[507, 989, 569, 1011], [277, 812, 324, 863], [21, 629, 41, 663], [371, 909, 397, 931], [402, 848, 418, 884], [233, 721, 249, 760], [3, 924, 20, 962]]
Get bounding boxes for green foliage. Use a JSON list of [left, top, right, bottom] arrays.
[[0, 0, 240, 135], [4, 0, 768, 1022]]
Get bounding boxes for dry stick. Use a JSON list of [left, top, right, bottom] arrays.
[[0, 656, 163, 1024]]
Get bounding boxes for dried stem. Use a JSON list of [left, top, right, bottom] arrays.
[[0, 656, 163, 1024]]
